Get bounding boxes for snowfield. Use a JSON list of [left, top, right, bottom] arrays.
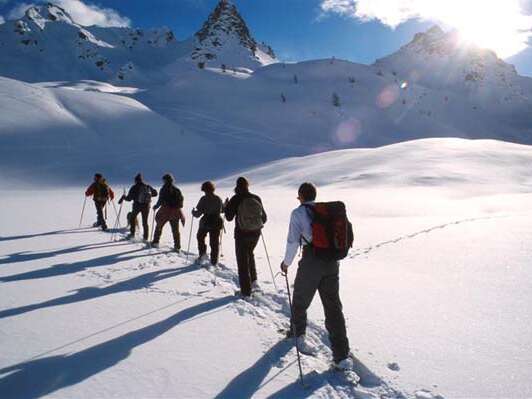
[[1, 138, 531, 398]]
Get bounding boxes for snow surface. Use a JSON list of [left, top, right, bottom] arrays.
[[1, 138, 531, 398]]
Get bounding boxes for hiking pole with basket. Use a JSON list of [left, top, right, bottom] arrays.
[[111, 199, 121, 229], [79, 197, 87, 228], [186, 215, 194, 262], [220, 225, 226, 258], [261, 232, 278, 292], [283, 271, 305, 387], [111, 190, 125, 242]]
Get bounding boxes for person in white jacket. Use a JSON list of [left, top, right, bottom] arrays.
[[280, 182, 353, 370]]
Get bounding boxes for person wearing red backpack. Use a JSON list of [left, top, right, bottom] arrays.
[[280, 182, 355, 371], [85, 173, 115, 231]]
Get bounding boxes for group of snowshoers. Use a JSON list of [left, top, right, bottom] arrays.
[[85, 172, 356, 371]]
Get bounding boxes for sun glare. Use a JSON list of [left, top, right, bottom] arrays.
[[423, 0, 531, 58]]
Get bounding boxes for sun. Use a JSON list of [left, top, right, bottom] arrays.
[[432, 0, 531, 58]]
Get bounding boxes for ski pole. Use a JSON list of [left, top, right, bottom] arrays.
[[149, 210, 156, 247], [186, 216, 194, 262], [79, 197, 87, 228], [284, 272, 305, 386], [111, 199, 124, 241], [220, 224, 226, 258], [219, 232, 224, 258], [261, 232, 278, 291], [111, 200, 121, 228]]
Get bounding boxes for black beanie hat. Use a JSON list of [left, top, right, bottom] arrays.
[[162, 173, 174, 183]]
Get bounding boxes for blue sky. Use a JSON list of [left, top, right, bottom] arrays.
[[1, 0, 531, 75]]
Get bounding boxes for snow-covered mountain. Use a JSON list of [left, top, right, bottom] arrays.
[[374, 26, 519, 90], [0, 1, 275, 83], [0, 3, 189, 83], [190, 0, 276, 71]]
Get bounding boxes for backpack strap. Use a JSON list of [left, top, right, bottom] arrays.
[[299, 204, 314, 247]]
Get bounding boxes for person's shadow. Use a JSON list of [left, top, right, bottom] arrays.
[[264, 352, 385, 399], [0, 295, 234, 399], [0, 264, 200, 319], [0, 228, 94, 243], [0, 241, 129, 266], [214, 340, 293, 399], [216, 340, 385, 399], [0, 247, 150, 282]]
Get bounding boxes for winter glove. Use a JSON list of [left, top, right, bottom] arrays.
[[118, 195, 125, 205], [153, 204, 160, 211], [280, 262, 289, 274], [180, 214, 186, 227]]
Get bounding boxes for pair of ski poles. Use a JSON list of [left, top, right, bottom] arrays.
[[78, 195, 121, 230]]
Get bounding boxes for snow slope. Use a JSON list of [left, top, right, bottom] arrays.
[[1, 138, 531, 398], [0, 76, 217, 184]]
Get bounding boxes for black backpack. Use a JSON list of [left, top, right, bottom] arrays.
[[93, 181, 109, 202], [167, 186, 183, 208], [304, 202, 354, 261], [136, 184, 152, 204]]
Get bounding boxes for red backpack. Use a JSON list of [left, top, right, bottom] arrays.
[[304, 202, 354, 261]]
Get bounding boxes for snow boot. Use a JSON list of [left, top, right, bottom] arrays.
[[334, 356, 355, 371], [251, 280, 261, 292], [196, 254, 208, 264]]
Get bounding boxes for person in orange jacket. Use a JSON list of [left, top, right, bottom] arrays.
[[85, 173, 115, 231]]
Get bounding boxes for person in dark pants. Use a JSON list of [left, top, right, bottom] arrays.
[[151, 173, 185, 251], [192, 181, 224, 266], [118, 173, 158, 241], [224, 177, 267, 298], [280, 182, 353, 370], [85, 173, 115, 231]]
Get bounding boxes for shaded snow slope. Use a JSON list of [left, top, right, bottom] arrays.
[[1, 137, 531, 398], [0, 76, 215, 184]]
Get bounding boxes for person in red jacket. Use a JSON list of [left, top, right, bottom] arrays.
[[85, 173, 115, 231]]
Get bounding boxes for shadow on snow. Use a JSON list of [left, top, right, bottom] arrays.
[[0, 228, 95, 243], [0, 247, 151, 282], [0, 265, 200, 319], [0, 241, 130, 266], [0, 295, 235, 399]]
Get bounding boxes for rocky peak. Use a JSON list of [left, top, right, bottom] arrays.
[[190, 0, 276, 69], [24, 3, 75, 29], [194, 0, 257, 52]]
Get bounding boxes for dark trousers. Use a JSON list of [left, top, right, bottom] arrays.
[[235, 235, 260, 296], [130, 203, 150, 240], [197, 228, 221, 265], [94, 200, 107, 228], [153, 207, 181, 249], [292, 247, 350, 363]]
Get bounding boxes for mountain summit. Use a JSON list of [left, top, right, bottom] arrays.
[[23, 3, 76, 28], [374, 25, 518, 90], [191, 0, 276, 70]]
